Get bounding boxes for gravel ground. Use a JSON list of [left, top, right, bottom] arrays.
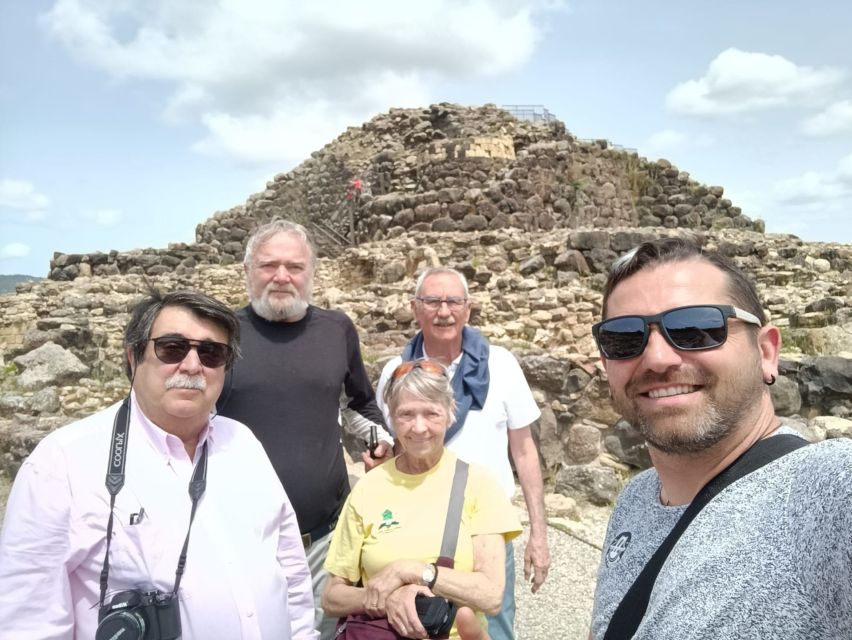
[[514, 505, 610, 640]]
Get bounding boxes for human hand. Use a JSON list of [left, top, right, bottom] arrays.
[[363, 560, 420, 614], [362, 441, 393, 471], [523, 531, 550, 593], [456, 606, 490, 640], [386, 584, 430, 639]]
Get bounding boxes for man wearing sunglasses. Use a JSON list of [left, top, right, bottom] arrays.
[[375, 267, 550, 640], [216, 219, 392, 640], [589, 238, 852, 639], [0, 288, 318, 639]]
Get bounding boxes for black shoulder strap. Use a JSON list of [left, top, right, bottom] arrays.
[[603, 433, 807, 640], [437, 458, 469, 568]]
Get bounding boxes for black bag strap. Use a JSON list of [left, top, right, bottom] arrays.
[[436, 458, 469, 569], [603, 433, 807, 640]]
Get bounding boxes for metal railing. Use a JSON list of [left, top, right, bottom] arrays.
[[501, 104, 558, 123]]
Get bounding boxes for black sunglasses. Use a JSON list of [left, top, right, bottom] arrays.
[[592, 304, 762, 360], [150, 336, 232, 368]]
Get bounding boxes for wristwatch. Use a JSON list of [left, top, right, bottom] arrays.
[[421, 562, 438, 589]]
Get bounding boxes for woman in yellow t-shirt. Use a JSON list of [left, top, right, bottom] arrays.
[[322, 359, 521, 639]]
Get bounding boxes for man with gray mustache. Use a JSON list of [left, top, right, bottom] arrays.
[[0, 288, 318, 639], [217, 219, 392, 640]]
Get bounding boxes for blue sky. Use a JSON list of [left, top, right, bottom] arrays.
[[2, 1, 852, 276]]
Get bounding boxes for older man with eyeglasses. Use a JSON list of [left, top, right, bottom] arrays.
[[0, 288, 318, 639], [588, 238, 852, 640], [375, 267, 551, 640]]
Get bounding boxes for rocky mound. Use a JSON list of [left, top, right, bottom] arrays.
[[1, 104, 850, 509]]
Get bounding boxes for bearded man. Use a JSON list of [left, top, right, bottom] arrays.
[[216, 219, 392, 640], [588, 238, 852, 640]]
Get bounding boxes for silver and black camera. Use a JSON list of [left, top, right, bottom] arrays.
[[96, 589, 182, 640]]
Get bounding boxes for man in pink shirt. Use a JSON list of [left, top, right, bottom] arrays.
[[0, 288, 318, 640]]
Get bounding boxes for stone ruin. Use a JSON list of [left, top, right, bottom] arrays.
[[47, 103, 760, 280], [2, 104, 851, 510]]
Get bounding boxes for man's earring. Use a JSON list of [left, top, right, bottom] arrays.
[[764, 374, 776, 386]]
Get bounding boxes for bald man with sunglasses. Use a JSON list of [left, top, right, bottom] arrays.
[[0, 289, 318, 639], [589, 238, 852, 640]]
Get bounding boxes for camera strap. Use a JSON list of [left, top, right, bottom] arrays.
[[98, 396, 210, 606], [173, 440, 208, 594]]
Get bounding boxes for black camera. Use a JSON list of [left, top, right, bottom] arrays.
[[96, 589, 182, 640], [415, 594, 457, 638]]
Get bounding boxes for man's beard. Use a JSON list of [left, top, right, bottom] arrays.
[[611, 356, 764, 455], [250, 280, 311, 322]]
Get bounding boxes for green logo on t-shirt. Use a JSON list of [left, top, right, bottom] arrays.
[[378, 509, 400, 532]]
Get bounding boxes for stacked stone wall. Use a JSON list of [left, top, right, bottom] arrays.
[[7, 226, 850, 505]]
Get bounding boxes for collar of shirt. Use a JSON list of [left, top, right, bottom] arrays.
[[129, 390, 215, 464], [421, 345, 463, 379]]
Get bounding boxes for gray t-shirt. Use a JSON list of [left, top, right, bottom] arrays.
[[591, 434, 852, 639]]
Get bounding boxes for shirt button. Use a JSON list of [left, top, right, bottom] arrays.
[[246, 610, 255, 618]]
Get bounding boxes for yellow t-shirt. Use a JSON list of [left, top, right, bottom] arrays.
[[325, 450, 522, 586]]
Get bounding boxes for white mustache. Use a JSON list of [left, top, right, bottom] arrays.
[[165, 373, 207, 391], [432, 318, 455, 326], [265, 283, 297, 295]]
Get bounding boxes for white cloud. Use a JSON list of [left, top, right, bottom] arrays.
[[645, 128, 715, 155], [0, 178, 50, 211], [83, 208, 122, 226], [191, 72, 431, 167], [774, 153, 852, 206], [666, 48, 845, 117], [0, 242, 32, 259], [801, 99, 852, 136], [41, 0, 560, 166]]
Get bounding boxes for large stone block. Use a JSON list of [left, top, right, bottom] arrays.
[[555, 464, 621, 505], [770, 374, 802, 416], [13, 342, 89, 390], [604, 419, 652, 470], [566, 422, 602, 464]]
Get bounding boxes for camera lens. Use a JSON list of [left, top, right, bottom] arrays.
[[95, 610, 147, 640]]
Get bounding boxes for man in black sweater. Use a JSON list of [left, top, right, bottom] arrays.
[[217, 219, 392, 639]]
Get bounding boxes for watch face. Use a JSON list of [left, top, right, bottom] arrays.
[[422, 564, 435, 585]]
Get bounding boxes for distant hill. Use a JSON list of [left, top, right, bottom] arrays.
[[0, 274, 41, 294]]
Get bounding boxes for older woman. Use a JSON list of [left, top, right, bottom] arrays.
[[322, 359, 521, 639]]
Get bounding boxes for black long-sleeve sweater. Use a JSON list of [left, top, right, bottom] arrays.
[[217, 305, 385, 534]]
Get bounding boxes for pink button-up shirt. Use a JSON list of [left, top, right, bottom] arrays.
[[0, 395, 318, 639]]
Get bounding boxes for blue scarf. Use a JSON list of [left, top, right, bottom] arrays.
[[401, 326, 490, 443]]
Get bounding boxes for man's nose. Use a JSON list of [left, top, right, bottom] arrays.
[[641, 325, 683, 372], [272, 265, 291, 282], [178, 347, 204, 373]]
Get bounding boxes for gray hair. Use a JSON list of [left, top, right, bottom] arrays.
[[123, 287, 240, 379], [243, 218, 317, 274], [601, 237, 766, 325], [383, 361, 457, 427], [413, 267, 470, 299]]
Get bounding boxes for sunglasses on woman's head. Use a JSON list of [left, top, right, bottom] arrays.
[[391, 359, 448, 380], [150, 336, 232, 368], [592, 304, 762, 360]]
